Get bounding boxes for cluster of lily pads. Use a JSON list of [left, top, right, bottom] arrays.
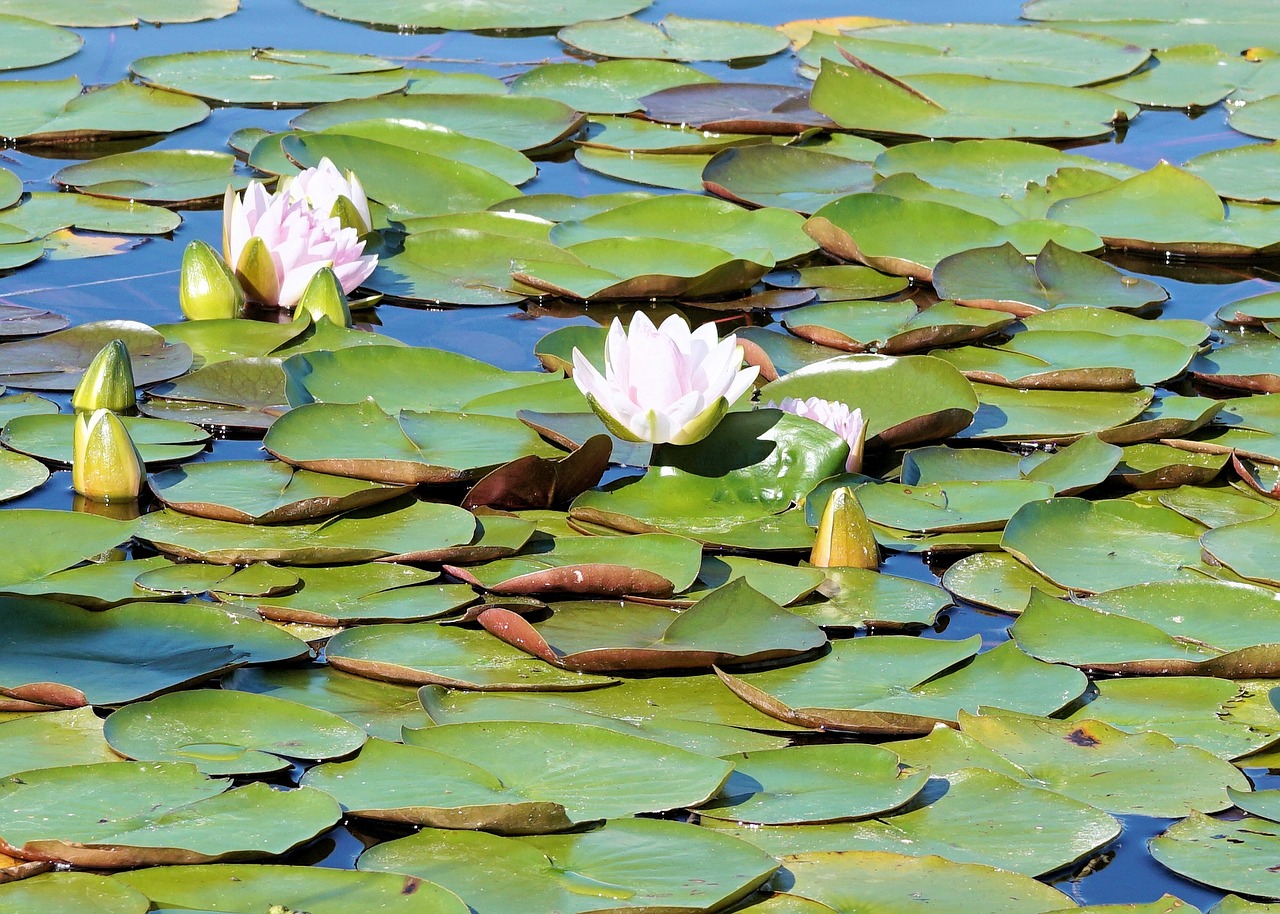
[[3, 0, 1280, 912]]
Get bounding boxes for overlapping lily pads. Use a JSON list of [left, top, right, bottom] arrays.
[[0, 320, 192, 390], [0, 78, 209, 143]]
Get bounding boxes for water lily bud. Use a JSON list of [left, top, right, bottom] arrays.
[[329, 193, 371, 236], [71, 340, 135, 414], [294, 265, 352, 327], [72, 409, 145, 504], [810, 486, 878, 570], [233, 235, 282, 307], [571, 312, 759, 446], [179, 239, 245, 321]]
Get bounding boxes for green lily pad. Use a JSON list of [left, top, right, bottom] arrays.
[[805, 192, 1101, 282], [794, 568, 951, 629], [0, 707, 118, 776], [121, 864, 466, 913], [450, 532, 702, 599], [822, 22, 1148, 86], [513, 60, 713, 114], [133, 562, 298, 601], [156, 319, 307, 365], [103, 689, 367, 775], [559, 15, 789, 62], [297, 0, 648, 30], [0, 320, 192, 390], [953, 708, 1249, 816], [0, 78, 209, 143], [873, 138, 1135, 195], [476, 579, 825, 671], [0, 596, 306, 708], [53, 149, 253, 206], [418, 686, 787, 756], [1159, 484, 1278, 529], [931, 241, 1168, 316], [717, 637, 1087, 735], [130, 49, 408, 106], [1012, 582, 1280, 676], [1070, 675, 1280, 761], [570, 410, 846, 549], [358, 818, 777, 914], [1112, 443, 1228, 488], [782, 299, 1014, 354], [0, 14, 80, 71], [1048, 162, 1280, 257], [0, 191, 181, 238], [855, 480, 1055, 533], [1002, 497, 1210, 592], [304, 722, 731, 831], [1201, 513, 1280, 587], [0, 762, 339, 867], [0, 0, 236, 26], [3, 555, 178, 609], [1152, 811, 1280, 899], [243, 563, 477, 625], [0, 509, 135, 591], [759, 354, 978, 446], [958, 384, 1153, 442], [699, 743, 926, 825], [941, 551, 1070, 615], [811, 59, 1137, 141], [0, 303, 67, 339], [574, 145, 711, 192], [1183, 142, 1280, 203], [701, 145, 875, 215], [0, 449, 47, 501], [1192, 333, 1280, 393], [0, 873, 149, 914], [640, 81, 837, 135], [293, 93, 583, 152], [325, 620, 614, 691], [765, 264, 909, 302], [140, 357, 288, 430], [265, 400, 563, 485], [226, 665, 431, 741], [1231, 94, 1280, 141], [1095, 44, 1270, 107], [1, 413, 209, 466], [283, 345, 556, 412], [311, 120, 536, 186], [775, 849, 1074, 913], [669, 555, 825, 608]]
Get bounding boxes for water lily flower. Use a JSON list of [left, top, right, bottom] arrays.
[[222, 181, 377, 311], [810, 486, 878, 570], [179, 239, 245, 320], [72, 408, 145, 503], [71, 340, 135, 414], [571, 312, 759, 446], [769, 396, 866, 474], [282, 156, 372, 235]]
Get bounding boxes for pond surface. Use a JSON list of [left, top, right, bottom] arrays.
[[1, 0, 1279, 911]]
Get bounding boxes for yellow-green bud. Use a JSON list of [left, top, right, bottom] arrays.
[[72, 409, 145, 504], [809, 486, 878, 570], [295, 266, 352, 328], [71, 340, 135, 413], [330, 194, 370, 235], [233, 235, 280, 308], [180, 239, 245, 321]]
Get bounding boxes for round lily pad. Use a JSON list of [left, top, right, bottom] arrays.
[[0, 320, 192, 391], [795, 568, 952, 629], [0, 14, 81, 71], [1152, 811, 1280, 899], [855, 480, 1055, 533], [0, 509, 135, 590], [298, 0, 649, 30], [130, 49, 409, 106], [1201, 513, 1280, 587], [54, 150, 254, 206], [1, 413, 209, 466], [0, 872, 150, 914], [103, 688, 366, 775], [512, 60, 714, 115], [0, 707, 118, 776], [312, 120, 536, 185], [0, 79, 210, 144], [0, 0, 237, 26], [0, 449, 47, 501], [958, 384, 1153, 443], [558, 15, 790, 62], [0, 303, 68, 339]]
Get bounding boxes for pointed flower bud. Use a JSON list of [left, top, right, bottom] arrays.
[[810, 486, 878, 570], [294, 265, 352, 327], [71, 340, 135, 414], [180, 239, 245, 320], [570, 312, 759, 446], [72, 409, 145, 503]]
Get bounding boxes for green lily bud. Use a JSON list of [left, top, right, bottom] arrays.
[[233, 235, 281, 308], [330, 194, 371, 235], [71, 340, 135, 413], [180, 240, 245, 321], [809, 486, 878, 570], [294, 266, 352, 327], [72, 409, 145, 504]]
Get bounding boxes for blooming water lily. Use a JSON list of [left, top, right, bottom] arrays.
[[281, 156, 372, 236], [571, 312, 759, 446], [769, 396, 866, 473], [222, 177, 377, 311]]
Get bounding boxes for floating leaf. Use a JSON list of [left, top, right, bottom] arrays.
[[0, 79, 209, 143], [0, 872, 150, 914], [0, 320, 191, 390], [0, 449, 47, 502], [1201, 513, 1280, 587], [1152, 811, 1280, 900], [297, 0, 648, 30], [0, 707, 117, 776], [0, 509, 134, 589], [513, 60, 713, 114], [2, 413, 209, 466], [243, 563, 476, 625], [959, 384, 1152, 443], [0, 14, 80, 71], [794, 568, 951, 629], [559, 15, 790, 62]]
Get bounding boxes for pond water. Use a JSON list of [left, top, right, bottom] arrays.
[[1, 0, 1279, 910]]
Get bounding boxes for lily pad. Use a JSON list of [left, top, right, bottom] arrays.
[[325, 620, 614, 691], [265, 400, 563, 485], [298, 0, 648, 30], [1201, 513, 1280, 587], [1231, 95, 1280, 141], [958, 384, 1153, 442], [3, 555, 179, 610], [855, 479, 1056, 534], [942, 551, 1070, 615], [0, 0, 237, 26], [0, 873, 149, 914], [0, 320, 192, 390], [477, 579, 825, 671], [0, 707, 118, 776], [0, 79, 209, 144], [794, 568, 951, 629], [513, 60, 713, 114], [759, 354, 978, 446], [717, 637, 1087, 735], [246, 563, 477, 625], [0, 449, 47, 502], [1191, 333, 1280, 393], [357, 818, 777, 914], [0, 596, 307, 708], [641, 82, 836, 135], [811, 59, 1137, 141], [0, 191, 181, 237], [573, 145, 711, 192], [1183, 142, 1280, 203], [140, 357, 289, 430], [103, 689, 367, 775], [783, 299, 1014, 354], [1, 413, 209, 466], [0, 14, 80, 71], [53, 149, 254, 206], [304, 722, 732, 831], [0, 303, 68, 339], [1152, 811, 1280, 899], [559, 15, 790, 62]]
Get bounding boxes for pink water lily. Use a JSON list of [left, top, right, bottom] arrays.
[[572, 312, 759, 446], [769, 396, 866, 473], [222, 181, 377, 310], [283, 156, 372, 235]]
